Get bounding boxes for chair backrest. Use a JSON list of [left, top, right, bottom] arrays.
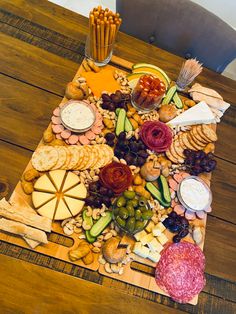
[[117, 0, 236, 73]]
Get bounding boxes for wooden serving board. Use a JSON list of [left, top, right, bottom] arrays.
[[0, 55, 214, 305]]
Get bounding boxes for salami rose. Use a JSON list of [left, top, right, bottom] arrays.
[[155, 242, 205, 303], [99, 162, 133, 194], [140, 121, 172, 153]]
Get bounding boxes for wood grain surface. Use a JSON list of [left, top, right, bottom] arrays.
[[0, 0, 235, 313]]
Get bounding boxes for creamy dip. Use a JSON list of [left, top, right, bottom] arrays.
[[179, 178, 210, 211], [61, 102, 95, 131]]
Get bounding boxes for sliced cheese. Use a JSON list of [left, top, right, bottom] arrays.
[[157, 232, 169, 246], [133, 242, 149, 259], [32, 191, 55, 209], [145, 221, 155, 233], [134, 230, 147, 242], [34, 174, 56, 193], [62, 172, 80, 192], [168, 101, 215, 127], [37, 198, 57, 219], [147, 238, 164, 253], [63, 196, 85, 216], [148, 251, 161, 263], [54, 199, 72, 220], [64, 183, 87, 199], [49, 170, 66, 191], [140, 233, 154, 246]]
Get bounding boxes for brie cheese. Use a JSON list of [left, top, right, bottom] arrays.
[[62, 172, 80, 192], [49, 170, 66, 191], [168, 101, 215, 127], [37, 198, 57, 219], [34, 174, 56, 193]]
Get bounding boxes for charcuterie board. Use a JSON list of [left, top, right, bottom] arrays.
[[0, 54, 220, 306]]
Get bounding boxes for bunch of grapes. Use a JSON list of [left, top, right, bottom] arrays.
[[85, 181, 114, 208], [101, 90, 131, 112], [104, 132, 116, 147], [114, 132, 149, 166], [163, 211, 189, 243], [183, 149, 217, 176]]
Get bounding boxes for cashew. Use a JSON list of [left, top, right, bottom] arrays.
[[111, 264, 120, 273], [103, 232, 113, 241], [104, 263, 113, 274], [98, 255, 106, 265], [63, 226, 74, 236], [92, 247, 100, 253], [93, 241, 102, 248]]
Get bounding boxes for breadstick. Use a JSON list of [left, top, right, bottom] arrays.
[[104, 21, 110, 57], [97, 24, 101, 61], [92, 22, 97, 59], [100, 20, 105, 60]]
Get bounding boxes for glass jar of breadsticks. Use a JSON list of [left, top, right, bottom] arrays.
[[85, 6, 122, 66]]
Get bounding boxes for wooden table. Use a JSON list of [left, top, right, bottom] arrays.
[[0, 1, 235, 313]]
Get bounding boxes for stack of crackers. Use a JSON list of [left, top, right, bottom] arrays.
[[166, 125, 217, 164], [32, 144, 114, 172]]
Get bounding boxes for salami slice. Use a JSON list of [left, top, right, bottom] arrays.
[[155, 242, 205, 303]]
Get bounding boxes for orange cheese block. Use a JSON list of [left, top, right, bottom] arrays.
[[82, 68, 120, 97]]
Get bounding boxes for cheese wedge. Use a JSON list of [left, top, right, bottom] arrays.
[[54, 199, 72, 220], [168, 101, 215, 127], [37, 198, 57, 219], [32, 191, 55, 209], [64, 183, 87, 199], [62, 172, 80, 192], [147, 238, 164, 253], [148, 251, 161, 263], [64, 196, 85, 216], [49, 170, 66, 191], [34, 174, 56, 193]]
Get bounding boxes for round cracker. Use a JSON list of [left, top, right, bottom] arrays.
[[61, 146, 72, 170], [173, 139, 185, 158], [181, 132, 197, 150], [187, 133, 205, 150], [74, 146, 85, 170], [93, 145, 106, 169], [32, 146, 59, 171], [67, 146, 80, 170], [90, 145, 100, 169], [189, 128, 207, 146], [165, 149, 179, 164], [196, 125, 211, 143], [78, 146, 91, 170], [201, 124, 217, 142], [101, 145, 114, 167], [84, 146, 97, 169]]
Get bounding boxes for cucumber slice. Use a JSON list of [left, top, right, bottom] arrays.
[[173, 93, 183, 108], [125, 117, 133, 132], [83, 210, 96, 243], [115, 108, 126, 136], [115, 108, 121, 116], [162, 86, 177, 105], [158, 175, 171, 203], [89, 211, 112, 237], [145, 182, 170, 207]]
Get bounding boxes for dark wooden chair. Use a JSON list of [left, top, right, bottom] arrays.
[[117, 0, 236, 73]]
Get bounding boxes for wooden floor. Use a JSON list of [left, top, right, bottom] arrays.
[[0, 1, 236, 313]]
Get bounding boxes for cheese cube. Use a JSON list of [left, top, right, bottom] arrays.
[[147, 238, 164, 253], [152, 222, 166, 236], [140, 233, 154, 246], [145, 221, 155, 233], [134, 230, 147, 242], [157, 233, 169, 245], [148, 251, 161, 263], [133, 242, 149, 259]]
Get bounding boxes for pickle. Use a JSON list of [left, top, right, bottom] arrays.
[[135, 209, 142, 220], [134, 221, 145, 232], [116, 216, 126, 227], [141, 210, 153, 220], [138, 206, 147, 213], [119, 207, 129, 219], [116, 196, 126, 207], [126, 204, 135, 217], [123, 190, 136, 200], [126, 217, 135, 233]]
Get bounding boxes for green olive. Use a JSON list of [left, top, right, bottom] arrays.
[[119, 207, 129, 219], [123, 190, 136, 200], [135, 209, 142, 220], [142, 210, 153, 220], [138, 196, 148, 206], [116, 196, 126, 207], [116, 216, 126, 227], [130, 199, 139, 208], [126, 204, 135, 217], [138, 206, 147, 213], [126, 217, 135, 233], [134, 221, 145, 233], [113, 207, 120, 215]]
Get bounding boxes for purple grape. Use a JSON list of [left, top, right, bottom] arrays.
[[169, 211, 178, 219], [200, 158, 208, 167], [173, 235, 181, 243], [105, 132, 115, 141], [207, 159, 217, 171], [118, 132, 126, 141], [184, 149, 192, 157], [178, 228, 189, 238], [99, 186, 108, 195]]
